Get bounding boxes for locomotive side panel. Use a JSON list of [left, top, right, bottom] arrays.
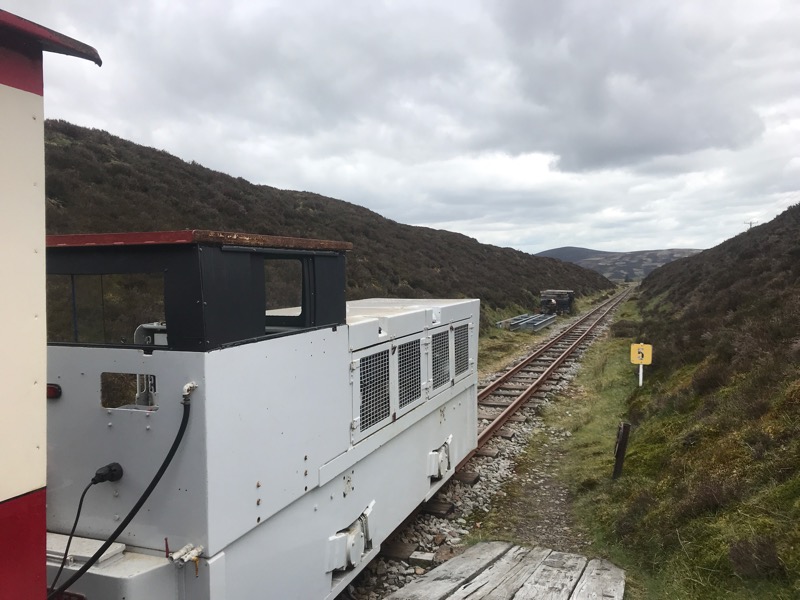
[[46, 346, 209, 551], [203, 326, 352, 554], [214, 375, 477, 600]]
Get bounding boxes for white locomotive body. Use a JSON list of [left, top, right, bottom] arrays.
[[45, 230, 478, 599]]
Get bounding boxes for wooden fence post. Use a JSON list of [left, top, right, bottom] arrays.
[[612, 422, 631, 479]]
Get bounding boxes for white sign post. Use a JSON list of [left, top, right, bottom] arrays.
[[630, 343, 653, 387]]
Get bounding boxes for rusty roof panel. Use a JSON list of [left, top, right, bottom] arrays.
[[193, 230, 353, 251], [47, 230, 353, 251]]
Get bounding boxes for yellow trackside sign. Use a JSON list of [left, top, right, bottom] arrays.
[[630, 343, 653, 365]]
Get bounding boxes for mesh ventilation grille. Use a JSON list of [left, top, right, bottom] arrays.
[[454, 324, 470, 376], [359, 350, 390, 431], [398, 340, 421, 408], [432, 331, 450, 389]]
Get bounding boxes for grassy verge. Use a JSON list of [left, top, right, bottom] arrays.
[[473, 293, 799, 599], [478, 305, 551, 378], [550, 334, 650, 597], [552, 301, 799, 599], [478, 327, 539, 379], [477, 290, 620, 379]]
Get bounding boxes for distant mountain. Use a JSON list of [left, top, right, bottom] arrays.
[[537, 246, 702, 281], [537, 246, 615, 263], [43, 120, 615, 328]]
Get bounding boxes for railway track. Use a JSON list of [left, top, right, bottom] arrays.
[[457, 287, 632, 470], [353, 288, 632, 597]]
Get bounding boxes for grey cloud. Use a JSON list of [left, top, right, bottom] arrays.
[[480, 0, 772, 170], [5, 0, 799, 255]]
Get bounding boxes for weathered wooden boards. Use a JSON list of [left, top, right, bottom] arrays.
[[570, 559, 626, 600], [384, 542, 625, 600]]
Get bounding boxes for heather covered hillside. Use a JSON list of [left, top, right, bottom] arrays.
[[44, 120, 613, 320], [589, 203, 800, 597], [640, 203, 800, 374]]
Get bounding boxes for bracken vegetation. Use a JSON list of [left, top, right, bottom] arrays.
[[563, 204, 800, 598], [43, 119, 614, 330]]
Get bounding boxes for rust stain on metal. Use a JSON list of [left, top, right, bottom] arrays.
[[194, 230, 353, 251], [47, 230, 354, 251]]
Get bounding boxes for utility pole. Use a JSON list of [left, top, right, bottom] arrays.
[[744, 220, 758, 230]]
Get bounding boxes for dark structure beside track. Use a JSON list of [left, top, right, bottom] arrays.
[[540, 290, 575, 315]]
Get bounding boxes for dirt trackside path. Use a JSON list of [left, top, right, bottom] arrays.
[[471, 383, 594, 554]]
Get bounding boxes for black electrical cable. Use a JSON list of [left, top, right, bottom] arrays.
[[48, 463, 124, 594], [48, 481, 92, 593], [48, 396, 192, 599]]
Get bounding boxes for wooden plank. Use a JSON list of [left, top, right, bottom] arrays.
[[381, 542, 418, 561], [409, 551, 436, 567], [422, 500, 455, 517], [498, 429, 515, 440], [484, 547, 552, 600], [513, 551, 587, 600], [480, 400, 513, 408], [454, 471, 481, 485], [448, 546, 553, 600], [569, 559, 625, 600], [476, 448, 499, 458], [384, 542, 513, 600], [447, 545, 533, 599]]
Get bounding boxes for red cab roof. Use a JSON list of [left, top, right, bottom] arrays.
[[0, 10, 101, 66], [46, 230, 353, 252]]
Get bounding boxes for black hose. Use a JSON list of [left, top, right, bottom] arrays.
[[48, 481, 93, 593], [48, 397, 192, 599]]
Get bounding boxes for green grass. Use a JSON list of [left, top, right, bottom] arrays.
[[547, 299, 800, 599], [478, 304, 552, 378], [478, 291, 623, 378], [469, 301, 800, 600], [474, 293, 800, 598]]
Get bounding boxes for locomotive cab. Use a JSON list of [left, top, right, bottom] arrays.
[[45, 231, 479, 600]]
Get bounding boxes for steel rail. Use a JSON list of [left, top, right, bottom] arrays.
[[477, 294, 622, 401], [457, 287, 632, 471]]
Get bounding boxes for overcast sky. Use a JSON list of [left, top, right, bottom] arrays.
[[8, 0, 800, 253]]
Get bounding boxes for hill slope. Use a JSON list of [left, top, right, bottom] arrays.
[[536, 246, 614, 262], [598, 204, 800, 596], [43, 120, 614, 320], [538, 246, 701, 281]]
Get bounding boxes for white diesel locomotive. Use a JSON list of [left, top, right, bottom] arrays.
[[45, 230, 478, 599]]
